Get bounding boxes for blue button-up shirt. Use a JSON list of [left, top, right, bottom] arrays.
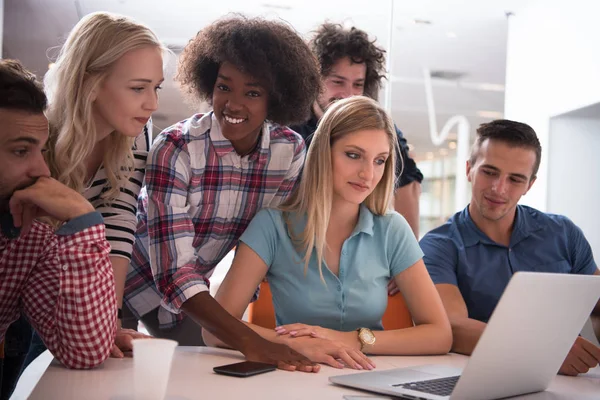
[[240, 205, 423, 331], [420, 205, 597, 323]]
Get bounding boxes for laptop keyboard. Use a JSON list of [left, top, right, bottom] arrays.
[[393, 375, 460, 397]]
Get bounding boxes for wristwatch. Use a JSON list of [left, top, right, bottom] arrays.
[[357, 327, 376, 352]]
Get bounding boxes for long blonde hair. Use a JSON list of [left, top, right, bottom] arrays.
[[281, 96, 399, 282], [44, 12, 164, 199]]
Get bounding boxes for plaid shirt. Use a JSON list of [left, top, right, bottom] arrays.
[[0, 212, 116, 369], [125, 113, 305, 329]]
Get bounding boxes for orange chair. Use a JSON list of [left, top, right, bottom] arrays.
[[247, 281, 413, 330]]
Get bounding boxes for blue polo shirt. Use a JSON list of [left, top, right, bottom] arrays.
[[240, 205, 423, 331], [420, 205, 597, 323]]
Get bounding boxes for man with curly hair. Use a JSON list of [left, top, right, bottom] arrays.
[[291, 23, 423, 241], [123, 16, 324, 372]]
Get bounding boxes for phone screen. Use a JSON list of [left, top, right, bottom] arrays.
[[213, 361, 277, 377]]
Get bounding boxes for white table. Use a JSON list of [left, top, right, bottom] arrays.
[[28, 347, 600, 400]]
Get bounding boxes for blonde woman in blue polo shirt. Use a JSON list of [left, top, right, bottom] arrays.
[[205, 96, 452, 369]]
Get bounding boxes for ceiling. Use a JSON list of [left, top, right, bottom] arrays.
[[3, 0, 528, 159]]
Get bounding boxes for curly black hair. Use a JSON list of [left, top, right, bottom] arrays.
[[310, 23, 386, 100], [176, 15, 322, 126]]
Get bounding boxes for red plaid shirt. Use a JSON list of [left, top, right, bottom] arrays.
[[0, 212, 117, 369], [124, 113, 305, 328]]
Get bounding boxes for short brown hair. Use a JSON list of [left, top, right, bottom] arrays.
[[310, 23, 386, 100], [176, 15, 321, 126], [0, 59, 47, 113], [470, 119, 542, 178]]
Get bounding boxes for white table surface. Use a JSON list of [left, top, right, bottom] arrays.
[[28, 347, 600, 400]]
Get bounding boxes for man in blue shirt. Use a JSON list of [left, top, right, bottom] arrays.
[[420, 119, 600, 376]]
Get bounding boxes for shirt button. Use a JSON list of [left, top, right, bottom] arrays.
[[338, 304, 343, 310], [62, 265, 68, 271]]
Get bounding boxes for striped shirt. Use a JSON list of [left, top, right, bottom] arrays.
[[83, 125, 149, 260], [124, 113, 305, 329]]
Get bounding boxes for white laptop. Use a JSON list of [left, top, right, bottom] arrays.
[[330, 272, 600, 400]]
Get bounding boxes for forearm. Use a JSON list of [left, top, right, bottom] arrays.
[[204, 320, 285, 349], [333, 323, 451, 356], [182, 292, 264, 353], [394, 182, 421, 238], [448, 317, 487, 355], [110, 256, 130, 308]]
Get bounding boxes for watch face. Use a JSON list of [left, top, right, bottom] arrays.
[[360, 328, 376, 344]]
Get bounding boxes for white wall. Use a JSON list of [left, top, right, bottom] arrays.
[[548, 111, 600, 259], [0, 0, 4, 57], [504, 0, 600, 211]]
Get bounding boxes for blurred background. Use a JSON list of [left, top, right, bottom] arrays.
[[2, 0, 599, 251]]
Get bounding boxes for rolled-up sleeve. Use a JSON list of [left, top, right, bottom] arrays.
[[23, 213, 117, 369]]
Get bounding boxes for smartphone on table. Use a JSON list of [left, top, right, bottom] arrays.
[[213, 361, 277, 377]]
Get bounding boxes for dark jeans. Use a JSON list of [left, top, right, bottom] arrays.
[[0, 315, 33, 400], [123, 305, 205, 346]]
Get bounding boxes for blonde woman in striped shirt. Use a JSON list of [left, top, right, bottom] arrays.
[[16, 12, 166, 365]]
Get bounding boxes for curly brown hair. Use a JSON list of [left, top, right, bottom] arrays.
[[310, 23, 386, 100], [176, 15, 321, 126]]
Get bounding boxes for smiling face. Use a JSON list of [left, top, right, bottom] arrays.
[[212, 62, 269, 155], [467, 139, 537, 225], [0, 109, 51, 212], [92, 45, 164, 140], [330, 128, 390, 206], [317, 57, 367, 113]]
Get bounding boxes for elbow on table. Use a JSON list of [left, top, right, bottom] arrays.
[[432, 322, 453, 355], [55, 336, 113, 369]]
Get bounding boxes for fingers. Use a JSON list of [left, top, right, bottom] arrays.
[[565, 338, 600, 375], [558, 364, 579, 376], [276, 360, 297, 372], [387, 280, 399, 296], [9, 197, 24, 228], [275, 324, 308, 335], [110, 344, 124, 358], [119, 329, 152, 339], [288, 328, 315, 338], [578, 337, 600, 362], [114, 329, 148, 354], [276, 358, 318, 373], [358, 351, 377, 369], [318, 355, 344, 369], [9, 177, 93, 222], [19, 204, 38, 237], [334, 348, 373, 370], [295, 359, 320, 373]]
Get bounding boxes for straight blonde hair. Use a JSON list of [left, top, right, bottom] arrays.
[[44, 12, 165, 199], [280, 96, 399, 282]]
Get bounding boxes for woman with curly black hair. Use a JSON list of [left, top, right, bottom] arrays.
[[122, 16, 322, 372]]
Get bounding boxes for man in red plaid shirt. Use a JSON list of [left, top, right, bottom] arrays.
[[0, 60, 117, 376]]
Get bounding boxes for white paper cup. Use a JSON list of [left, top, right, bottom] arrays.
[[132, 338, 178, 400]]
